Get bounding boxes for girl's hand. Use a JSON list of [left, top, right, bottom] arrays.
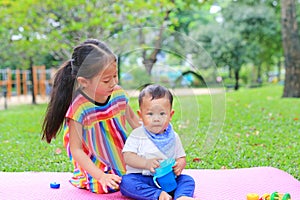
[[145, 158, 161, 173], [98, 173, 122, 193], [173, 157, 186, 176]]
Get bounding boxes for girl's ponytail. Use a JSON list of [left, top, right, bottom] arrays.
[[42, 60, 76, 143], [42, 38, 116, 143]]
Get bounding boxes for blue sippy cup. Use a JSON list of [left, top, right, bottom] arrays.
[[153, 158, 177, 192]]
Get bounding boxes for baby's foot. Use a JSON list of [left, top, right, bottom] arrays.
[[159, 191, 172, 200], [177, 196, 201, 200]]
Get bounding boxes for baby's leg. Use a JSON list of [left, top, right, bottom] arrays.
[[173, 174, 196, 199], [120, 173, 164, 200]]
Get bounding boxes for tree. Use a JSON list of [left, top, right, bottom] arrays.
[[195, 1, 283, 90], [0, 0, 122, 103], [281, 0, 300, 97], [113, 0, 213, 76], [195, 23, 246, 90]]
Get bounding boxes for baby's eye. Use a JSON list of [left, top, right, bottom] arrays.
[[147, 113, 153, 116], [103, 80, 110, 83], [160, 112, 166, 116]]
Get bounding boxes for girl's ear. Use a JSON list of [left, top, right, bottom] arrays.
[[77, 77, 88, 89]]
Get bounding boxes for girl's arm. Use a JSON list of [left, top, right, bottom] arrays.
[[69, 119, 121, 193], [125, 105, 140, 129], [123, 152, 161, 173]]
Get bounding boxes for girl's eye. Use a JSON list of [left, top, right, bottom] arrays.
[[160, 112, 166, 116], [103, 80, 110, 83], [147, 113, 153, 116]]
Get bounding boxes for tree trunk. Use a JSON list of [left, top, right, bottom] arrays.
[[234, 69, 239, 90], [141, 26, 164, 76], [141, 10, 171, 76], [257, 64, 262, 84], [143, 57, 157, 75], [29, 57, 36, 104], [281, 0, 300, 97]]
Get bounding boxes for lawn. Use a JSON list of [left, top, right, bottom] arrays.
[[0, 85, 299, 181]]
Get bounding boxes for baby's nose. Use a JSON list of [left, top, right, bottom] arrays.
[[152, 115, 161, 121]]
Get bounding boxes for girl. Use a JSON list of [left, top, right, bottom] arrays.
[[42, 39, 140, 194]]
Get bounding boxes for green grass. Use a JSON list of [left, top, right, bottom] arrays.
[[0, 104, 72, 172], [0, 85, 299, 181], [185, 85, 300, 180]]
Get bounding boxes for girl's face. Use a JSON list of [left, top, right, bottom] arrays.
[[138, 95, 174, 134], [78, 62, 118, 102]]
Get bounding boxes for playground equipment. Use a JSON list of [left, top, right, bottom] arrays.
[[0, 66, 55, 108]]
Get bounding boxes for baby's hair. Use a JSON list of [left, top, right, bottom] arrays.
[[138, 84, 173, 107], [42, 39, 116, 143]]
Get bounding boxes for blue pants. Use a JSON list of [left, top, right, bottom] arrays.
[[120, 173, 195, 200]]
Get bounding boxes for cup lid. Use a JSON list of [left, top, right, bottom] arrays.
[[154, 158, 175, 178]]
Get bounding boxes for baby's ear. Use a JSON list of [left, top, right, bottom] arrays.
[[170, 110, 175, 118], [137, 110, 142, 118]]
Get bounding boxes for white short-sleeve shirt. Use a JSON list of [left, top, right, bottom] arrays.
[[122, 126, 186, 175]]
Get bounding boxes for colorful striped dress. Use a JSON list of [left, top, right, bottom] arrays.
[[63, 85, 128, 193]]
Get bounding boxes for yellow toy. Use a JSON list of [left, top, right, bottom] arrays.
[[247, 193, 260, 200], [247, 192, 291, 200]]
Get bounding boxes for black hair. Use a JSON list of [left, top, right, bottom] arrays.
[[138, 84, 173, 107], [42, 39, 116, 143]]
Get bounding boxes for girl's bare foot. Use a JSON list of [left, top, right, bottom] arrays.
[[159, 191, 172, 200]]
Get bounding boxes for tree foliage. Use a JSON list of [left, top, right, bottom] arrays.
[[195, 0, 281, 90], [0, 0, 299, 96], [0, 0, 210, 71]]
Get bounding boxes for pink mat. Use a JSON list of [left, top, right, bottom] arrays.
[[1, 167, 299, 200]]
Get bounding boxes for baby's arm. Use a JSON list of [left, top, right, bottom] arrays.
[[173, 157, 186, 176], [123, 152, 161, 173], [172, 132, 187, 176], [69, 119, 121, 193]]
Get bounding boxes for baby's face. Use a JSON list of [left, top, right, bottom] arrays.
[[138, 95, 174, 134]]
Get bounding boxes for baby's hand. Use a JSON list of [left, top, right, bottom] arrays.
[[173, 157, 186, 176], [145, 158, 161, 173], [98, 173, 122, 193]]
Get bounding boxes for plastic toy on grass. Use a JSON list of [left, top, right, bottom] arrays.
[[247, 192, 291, 200]]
